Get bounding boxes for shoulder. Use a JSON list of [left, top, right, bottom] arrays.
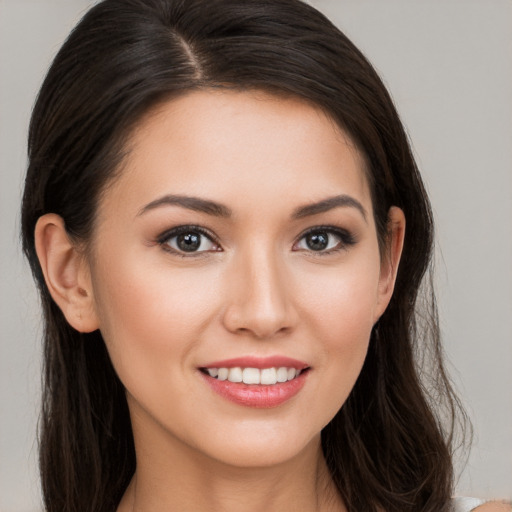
[[472, 503, 512, 512], [453, 498, 511, 512]]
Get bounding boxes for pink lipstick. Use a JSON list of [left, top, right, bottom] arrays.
[[203, 355, 308, 370], [199, 356, 310, 408]]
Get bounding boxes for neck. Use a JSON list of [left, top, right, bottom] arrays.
[[118, 430, 344, 512]]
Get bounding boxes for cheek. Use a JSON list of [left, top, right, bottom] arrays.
[[297, 254, 380, 341], [295, 257, 380, 408], [90, 250, 222, 379]]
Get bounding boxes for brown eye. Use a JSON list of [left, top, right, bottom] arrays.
[[304, 232, 330, 251], [294, 227, 356, 254], [159, 226, 220, 254], [176, 233, 202, 252]]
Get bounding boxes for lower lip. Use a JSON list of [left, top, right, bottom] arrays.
[[200, 371, 309, 408]]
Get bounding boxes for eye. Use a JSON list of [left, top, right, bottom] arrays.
[[158, 226, 220, 255], [294, 227, 355, 253]]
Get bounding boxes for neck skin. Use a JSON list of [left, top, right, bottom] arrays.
[[117, 412, 345, 512]]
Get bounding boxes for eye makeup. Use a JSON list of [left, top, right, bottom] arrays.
[[155, 222, 357, 259], [156, 225, 221, 256], [293, 225, 357, 255]]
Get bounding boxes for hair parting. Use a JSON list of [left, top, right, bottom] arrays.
[[21, 1, 469, 511]]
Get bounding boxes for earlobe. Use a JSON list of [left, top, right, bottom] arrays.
[[375, 206, 406, 319], [34, 214, 99, 333]]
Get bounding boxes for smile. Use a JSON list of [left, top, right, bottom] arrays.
[[201, 366, 303, 385], [199, 356, 310, 408]]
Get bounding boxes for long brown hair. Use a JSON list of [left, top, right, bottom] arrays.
[[21, 1, 467, 510]]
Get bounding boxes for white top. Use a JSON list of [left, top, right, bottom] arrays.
[[452, 497, 486, 511]]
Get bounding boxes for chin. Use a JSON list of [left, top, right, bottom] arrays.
[[185, 418, 324, 470], [204, 438, 319, 470]]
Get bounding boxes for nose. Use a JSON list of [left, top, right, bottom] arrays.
[[221, 247, 297, 339]]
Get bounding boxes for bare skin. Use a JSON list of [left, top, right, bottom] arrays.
[[117, 433, 343, 512], [34, 90, 510, 512], [35, 90, 406, 512], [475, 504, 512, 512]]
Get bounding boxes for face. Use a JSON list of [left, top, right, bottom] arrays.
[[84, 90, 400, 468]]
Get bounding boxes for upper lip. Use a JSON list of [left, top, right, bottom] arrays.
[[201, 356, 309, 370]]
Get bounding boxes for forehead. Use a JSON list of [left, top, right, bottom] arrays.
[[100, 89, 371, 220]]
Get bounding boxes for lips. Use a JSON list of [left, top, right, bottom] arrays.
[[203, 366, 302, 385], [202, 355, 309, 370], [199, 356, 310, 408]]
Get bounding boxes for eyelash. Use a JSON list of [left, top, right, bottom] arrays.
[[294, 225, 356, 255], [156, 225, 356, 257], [157, 225, 221, 257]]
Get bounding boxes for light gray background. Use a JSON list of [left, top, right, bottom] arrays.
[[1, 1, 511, 511]]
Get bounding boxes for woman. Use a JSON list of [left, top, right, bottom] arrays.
[[19, 0, 508, 511]]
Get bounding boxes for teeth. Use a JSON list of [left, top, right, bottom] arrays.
[[243, 368, 260, 385], [260, 368, 277, 385], [228, 367, 243, 383], [276, 367, 288, 382], [217, 368, 229, 381], [205, 366, 303, 385]]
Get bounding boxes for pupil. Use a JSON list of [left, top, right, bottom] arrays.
[[307, 232, 328, 251], [177, 233, 201, 252]]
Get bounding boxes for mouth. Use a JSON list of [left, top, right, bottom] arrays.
[[199, 366, 307, 385], [198, 357, 311, 408]]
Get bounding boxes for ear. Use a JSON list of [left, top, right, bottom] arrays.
[[374, 206, 406, 321], [34, 214, 99, 333]]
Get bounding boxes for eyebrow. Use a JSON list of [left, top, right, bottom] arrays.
[[137, 193, 367, 222], [138, 194, 232, 218], [292, 194, 368, 222]]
